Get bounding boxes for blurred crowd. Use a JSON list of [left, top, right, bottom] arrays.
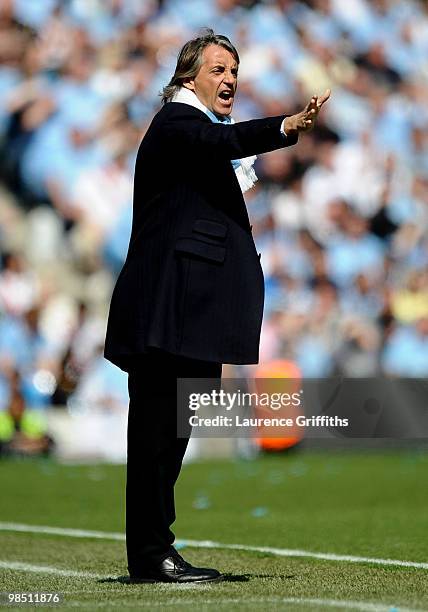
[[0, 0, 427, 453]]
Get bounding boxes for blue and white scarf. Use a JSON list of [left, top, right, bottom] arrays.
[[171, 87, 258, 193]]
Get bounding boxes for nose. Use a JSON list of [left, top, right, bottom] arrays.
[[223, 69, 236, 86]]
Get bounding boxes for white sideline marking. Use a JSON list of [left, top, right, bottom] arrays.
[[181, 539, 428, 570], [63, 597, 418, 611], [0, 522, 124, 541], [0, 560, 102, 579], [1, 521, 428, 571]]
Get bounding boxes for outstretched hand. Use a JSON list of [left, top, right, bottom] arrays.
[[284, 89, 331, 135]]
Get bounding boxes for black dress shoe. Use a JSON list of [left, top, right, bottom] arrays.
[[129, 551, 222, 583]]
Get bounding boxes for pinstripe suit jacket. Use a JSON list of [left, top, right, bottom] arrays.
[[104, 102, 298, 370]]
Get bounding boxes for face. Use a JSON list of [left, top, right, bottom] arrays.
[[184, 44, 238, 117]]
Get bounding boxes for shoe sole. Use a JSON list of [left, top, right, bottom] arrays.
[[129, 574, 224, 584]]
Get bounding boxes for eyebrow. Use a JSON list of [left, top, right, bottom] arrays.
[[210, 64, 238, 71]]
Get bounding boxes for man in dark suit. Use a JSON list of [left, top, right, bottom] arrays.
[[104, 29, 330, 583]]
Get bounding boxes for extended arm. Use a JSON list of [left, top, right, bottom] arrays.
[[161, 105, 298, 159], [160, 89, 331, 160]]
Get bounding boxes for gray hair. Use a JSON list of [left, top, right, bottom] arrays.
[[161, 29, 239, 104]]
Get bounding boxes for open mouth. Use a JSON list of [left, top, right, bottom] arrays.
[[218, 90, 233, 102]]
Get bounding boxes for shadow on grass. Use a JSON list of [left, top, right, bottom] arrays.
[[98, 572, 296, 585], [97, 576, 130, 584], [219, 573, 296, 581]]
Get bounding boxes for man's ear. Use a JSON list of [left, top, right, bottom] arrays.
[[182, 78, 195, 91]]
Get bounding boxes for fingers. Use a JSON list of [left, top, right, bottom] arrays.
[[301, 113, 313, 130], [303, 105, 317, 126], [295, 89, 332, 132], [317, 88, 331, 107], [305, 95, 318, 112], [301, 89, 331, 131], [307, 89, 331, 110]]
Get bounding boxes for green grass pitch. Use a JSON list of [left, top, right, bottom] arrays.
[[0, 450, 427, 611]]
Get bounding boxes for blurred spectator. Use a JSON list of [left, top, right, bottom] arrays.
[[382, 317, 428, 376], [0, 367, 54, 458], [326, 210, 386, 287], [0, 251, 39, 316], [68, 344, 128, 414], [102, 202, 133, 274], [0, 305, 59, 409], [391, 271, 428, 324], [50, 301, 106, 406], [68, 149, 133, 257], [338, 317, 381, 377]]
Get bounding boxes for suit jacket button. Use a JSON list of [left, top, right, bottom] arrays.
[[258, 252, 261, 260]]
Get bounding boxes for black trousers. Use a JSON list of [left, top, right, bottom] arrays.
[[126, 349, 222, 574]]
